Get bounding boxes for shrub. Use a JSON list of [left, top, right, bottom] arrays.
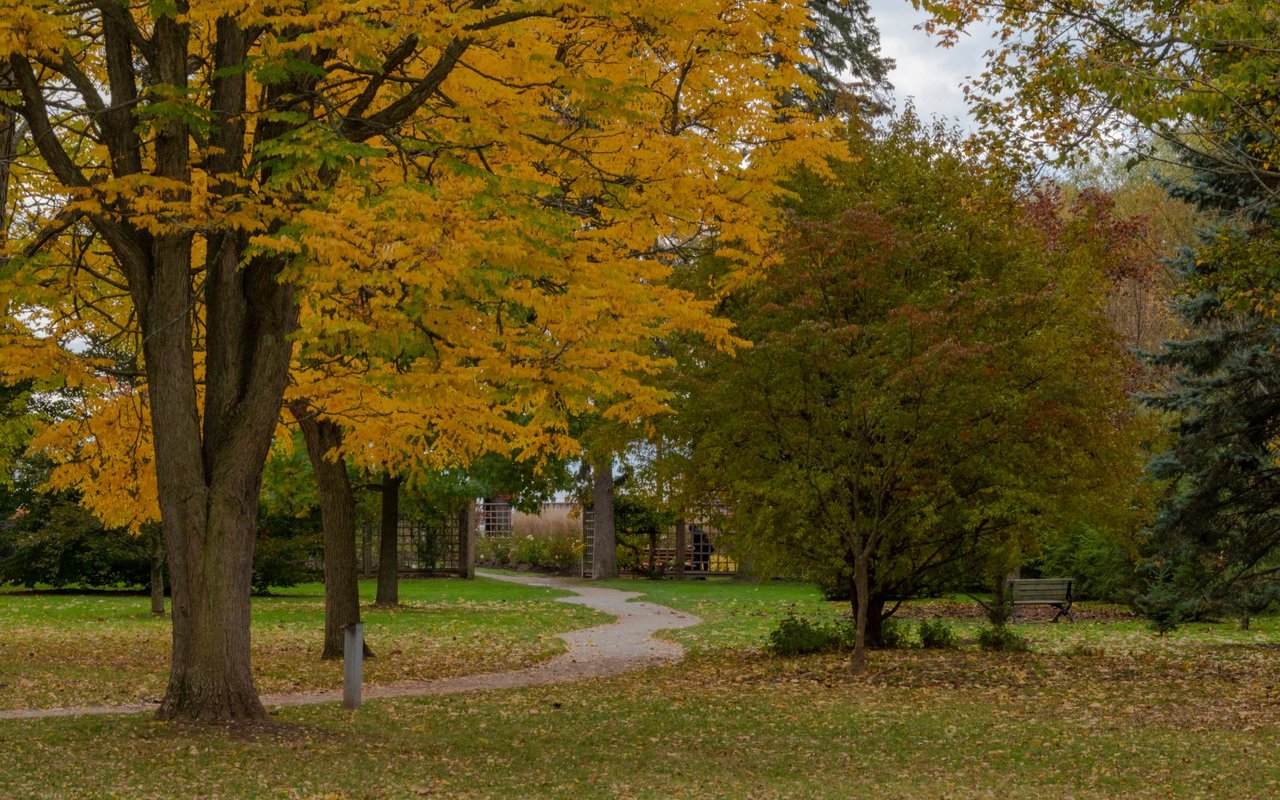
[[616, 544, 643, 574], [511, 534, 550, 569], [251, 531, 322, 594], [478, 530, 582, 573], [813, 567, 851, 601], [1036, 524, 1138, 602], [1134, 564, 1188, 635], [544, 532, 582, 572], [766, 613, 840, 656], [0, 496, 151, 588], [878, 617, 908, 649], [977, 625, 1029, 652], [477, 534, 515, 566], [918, 618, 957, 649], [413, 529, 441, 571]]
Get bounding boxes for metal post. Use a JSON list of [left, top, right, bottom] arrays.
[[343, 622, 363, 710]]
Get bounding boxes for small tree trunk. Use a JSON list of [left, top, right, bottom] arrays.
[[989, 574, 1013, 626], [459, 504, 476, 579], [849, 548, 870, 675], [591, 456, 617, 580], [864, 596, 886, 648], [375, 475, 403, 606], [149, 524, 166, 616], [290, 402, 370, 660], [673, 518, 687, 578]]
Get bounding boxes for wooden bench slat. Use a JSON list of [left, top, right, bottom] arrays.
[[1006, 578, 1075, 622]]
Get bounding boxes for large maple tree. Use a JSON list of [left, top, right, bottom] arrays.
[[0, 0, 831, 721]]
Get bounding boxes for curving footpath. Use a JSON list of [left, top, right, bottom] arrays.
[[0, 571, 700, 720]]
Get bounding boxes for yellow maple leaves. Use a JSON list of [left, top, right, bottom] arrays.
[[1, 0, 840, 522]]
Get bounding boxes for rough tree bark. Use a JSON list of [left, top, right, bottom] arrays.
[[289, 402, 371, 660], [591, 457, 617, 580], [375, 474, 403, 606], [148, 524, 166, 616], [148, 15, 291, 723], [3, 3, 542, 723]]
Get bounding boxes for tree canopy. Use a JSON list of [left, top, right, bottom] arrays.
[[0, 0, 835, 721], [681, 116, 1151, 668]]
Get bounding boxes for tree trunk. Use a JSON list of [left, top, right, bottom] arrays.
[[591, 456, 617, 580], [459, 504, 476, 579], [149, 524, 166, 616], [6, 10, 474, 723], [848, 579, 887, 647], [376, 475, 403, 606], [157, 488, 267, 722], [864, 596, 886, 648], [290, 402, 369, 660], [988, 573, 1013, 626], [134, 11, 293, 724], [150, 303, 288, 723], [849, 548, 870, 674], [673, 518, 687, 578]]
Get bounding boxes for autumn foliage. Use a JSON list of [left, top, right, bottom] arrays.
[[0, 0, 835, 721], [681, 117, 1151, 670]]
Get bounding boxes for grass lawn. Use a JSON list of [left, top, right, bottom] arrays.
[[0, 578, 607, 712], [596, 576, 833, 652], [3, 576, 1280, 798]]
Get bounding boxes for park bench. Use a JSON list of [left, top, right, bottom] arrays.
[[1008, 578, 1075, 622]]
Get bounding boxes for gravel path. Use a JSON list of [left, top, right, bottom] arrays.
[[0, 572, 700, 720]]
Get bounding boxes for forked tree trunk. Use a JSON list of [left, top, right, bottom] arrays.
[[591, 457, 617, 580], [290, 402, 369, 660], [139, 11, 282, 724], [7, 9, 471, 723], [376, 475, 403, 606]]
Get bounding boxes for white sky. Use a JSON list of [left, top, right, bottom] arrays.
[[868, 0, 992, 130]]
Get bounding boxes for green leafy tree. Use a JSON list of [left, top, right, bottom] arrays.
[[918, 0, 1280, 218], [683, 116, 1148, 671]]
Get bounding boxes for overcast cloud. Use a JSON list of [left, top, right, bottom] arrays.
[[868, 1, 994, 130]]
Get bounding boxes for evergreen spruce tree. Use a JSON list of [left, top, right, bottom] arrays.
[[1143, 142, 1280, 628], [794, 0, 895, 117]]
